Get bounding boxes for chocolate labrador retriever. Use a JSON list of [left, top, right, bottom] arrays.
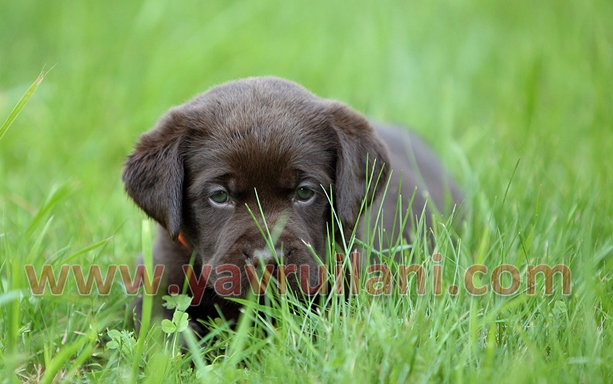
[[123, 76, 462, 332]]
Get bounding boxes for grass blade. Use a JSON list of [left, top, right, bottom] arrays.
[[131, 219, 154, 381], [0, 70, 47, 142], [0, 290, 21, 307]]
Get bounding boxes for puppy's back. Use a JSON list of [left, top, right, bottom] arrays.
[[362, 123, 463, 254]]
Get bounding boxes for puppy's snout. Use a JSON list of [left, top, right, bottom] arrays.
[[248, 248, 284, 268]]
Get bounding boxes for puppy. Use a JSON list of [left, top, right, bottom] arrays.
[[123, 77, 462, 332]]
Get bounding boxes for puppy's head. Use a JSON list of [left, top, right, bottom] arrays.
[[123, 77, 390, 297]]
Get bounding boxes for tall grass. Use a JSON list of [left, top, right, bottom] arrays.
[[1, 0, 612, 382]]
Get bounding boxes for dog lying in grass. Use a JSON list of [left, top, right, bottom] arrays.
[[122, 76, 463, 334]]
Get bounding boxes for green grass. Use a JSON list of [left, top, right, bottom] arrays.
[[1, 0, 612, 382]]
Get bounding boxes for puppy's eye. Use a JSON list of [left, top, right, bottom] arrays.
[[295, 187, 315, 202], [210, 190, 230, 204]]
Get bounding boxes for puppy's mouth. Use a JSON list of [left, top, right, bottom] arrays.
[[202, 247, 325, 299]]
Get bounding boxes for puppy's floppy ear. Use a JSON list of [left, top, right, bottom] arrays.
[[122, 108, 190, 239], [328, 102, 391, 232]]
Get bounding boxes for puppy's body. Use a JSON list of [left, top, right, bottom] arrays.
[[123, 77, 462, 331]]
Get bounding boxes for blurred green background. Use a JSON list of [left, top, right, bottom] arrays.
[[1, 0, 612, 381]]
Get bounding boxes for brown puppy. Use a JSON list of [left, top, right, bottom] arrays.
[[123, 77, 462, 332]]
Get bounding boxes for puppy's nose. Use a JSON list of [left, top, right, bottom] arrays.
[[250, 248, 283, 267]]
